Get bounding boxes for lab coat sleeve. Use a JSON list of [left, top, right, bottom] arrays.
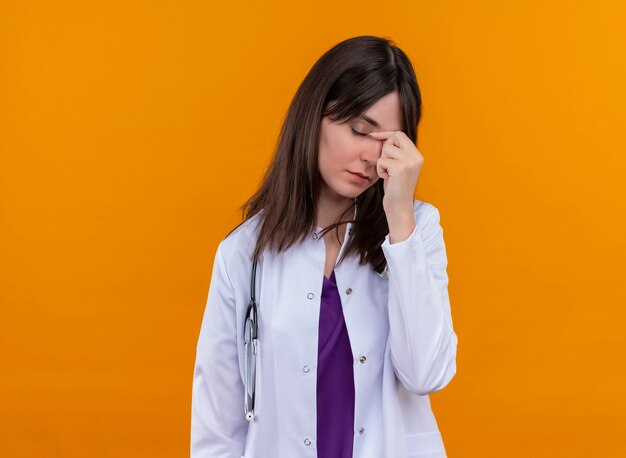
[[191, 242, 248, 458], [381, 202, 458, 396]]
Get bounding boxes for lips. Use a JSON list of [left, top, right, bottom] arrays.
[[349, 171, 370, 181]]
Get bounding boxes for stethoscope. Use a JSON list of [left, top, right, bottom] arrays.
[[241, 220, 386, 421], [243, 258, 259, 421]]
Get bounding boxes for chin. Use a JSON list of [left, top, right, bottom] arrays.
[[330, 183, 369, 200]]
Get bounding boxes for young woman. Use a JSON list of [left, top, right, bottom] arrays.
[[191, 35, 458, 458]]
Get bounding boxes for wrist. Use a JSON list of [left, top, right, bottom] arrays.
[[386, 209, 416, 244]]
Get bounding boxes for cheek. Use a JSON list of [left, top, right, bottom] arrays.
[[320, 132, 355, 169]]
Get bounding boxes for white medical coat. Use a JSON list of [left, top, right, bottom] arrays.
[[191, 199, 458, 458]]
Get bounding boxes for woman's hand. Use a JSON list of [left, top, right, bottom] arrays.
[[367, 130, 422, 243], [368, 130, 423, 215]]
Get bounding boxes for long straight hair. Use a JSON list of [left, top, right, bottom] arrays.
[[228, 35, 422, 274]]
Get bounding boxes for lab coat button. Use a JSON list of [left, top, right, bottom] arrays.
[[346, 287, 353, 295], [307, 292, 314, 300], [304, 438, 312, 446], [359, 355, 367, 364], [302, 365, 310, 374], [358, 427, 365, 435]]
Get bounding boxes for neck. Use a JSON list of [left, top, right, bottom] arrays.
[[316, 186, 355, 229]]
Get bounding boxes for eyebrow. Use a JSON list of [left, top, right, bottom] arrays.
[[358, 114, 380, 128]]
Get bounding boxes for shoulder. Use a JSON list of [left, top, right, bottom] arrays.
[[216, 212, 263, 269]]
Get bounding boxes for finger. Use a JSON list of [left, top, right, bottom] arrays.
[[367, 130, 395, 140], [367, 131, 395, 140], [393, 131, 417, 149], [380, 143, 402, 159], [369, 130, 408, 149], [376, 156, 393, 179]]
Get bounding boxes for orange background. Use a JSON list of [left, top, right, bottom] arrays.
[[1, 1, 625, 457]]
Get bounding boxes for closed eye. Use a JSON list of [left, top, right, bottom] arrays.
[[351, 127, 368, 137]]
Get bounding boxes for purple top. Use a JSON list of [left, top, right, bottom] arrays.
[[317, 270, 355, 458]]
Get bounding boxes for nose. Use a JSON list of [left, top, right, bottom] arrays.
[[360, 137, 384, 164]]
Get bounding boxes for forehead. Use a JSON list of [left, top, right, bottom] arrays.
[[357, 91, 403, 131]]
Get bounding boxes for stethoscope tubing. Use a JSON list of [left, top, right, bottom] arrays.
[[243, 259, 259, 421]]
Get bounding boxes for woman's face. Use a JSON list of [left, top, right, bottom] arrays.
[[318, 91, 403, 201]]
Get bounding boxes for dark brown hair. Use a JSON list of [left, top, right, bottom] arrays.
[[227, 35, 422, 274]]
